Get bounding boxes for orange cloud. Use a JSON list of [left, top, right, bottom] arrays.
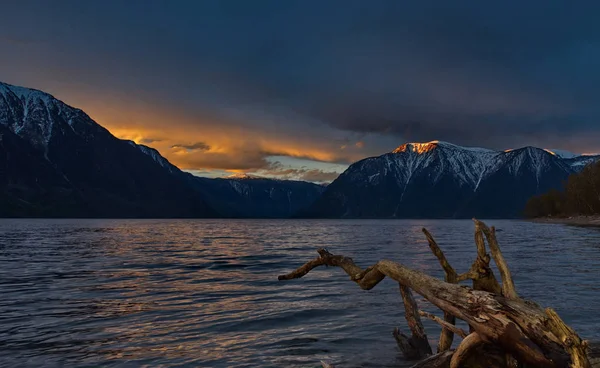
[[43, 87, 370, 174], [104, 123, 358, 172]]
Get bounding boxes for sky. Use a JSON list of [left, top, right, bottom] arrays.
[[2, 1, 600, 182]]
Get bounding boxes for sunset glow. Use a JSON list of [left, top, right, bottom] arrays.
[[393, 141, 440, 154], [102, 116, 356, 181], [3, 1, 600, 182]]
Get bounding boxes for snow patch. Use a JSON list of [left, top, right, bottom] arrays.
[[393, 140, 493, 154], [136, 144, 176, 173], [343, 141, 579, 194]]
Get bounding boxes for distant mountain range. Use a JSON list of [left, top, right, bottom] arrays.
[[300, 141, 600, 219], [0, 81, 323, 218], [2, 81, 598, 219]]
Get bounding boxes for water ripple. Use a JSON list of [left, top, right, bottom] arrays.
[[0, 219, 599, 367]]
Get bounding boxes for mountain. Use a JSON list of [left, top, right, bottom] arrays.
[[0, 123, 81, 217], [4, 81, 597, 219], [543, 148, 600, 171], [300, 141, 600, 219], [564, 155, 600, 172], [0, 81, 325, 218], [193, 176, 325, 218], [123, 142, 325, 218], [0, 81, 219, 217], [123, 144, 325, 218]]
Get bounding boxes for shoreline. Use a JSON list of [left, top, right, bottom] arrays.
[[529, 215, 600, 227]]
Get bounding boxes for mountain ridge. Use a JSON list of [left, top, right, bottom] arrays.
[[300, 141, 600, 219], [3, 80, 600, 219], [0, 81, 323, 218]]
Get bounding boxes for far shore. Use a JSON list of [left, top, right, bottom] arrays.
[[529, 215, 600, 227]]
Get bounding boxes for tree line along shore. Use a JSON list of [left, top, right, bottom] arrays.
[[525, 159, 600, 225]]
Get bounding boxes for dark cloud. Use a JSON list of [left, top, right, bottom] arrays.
[[2, 0, 600, 161], [321, 110, 600, 150], [171, 142, 211, 151], [139, 137, 163, 144], [175, 150, 267, 171]]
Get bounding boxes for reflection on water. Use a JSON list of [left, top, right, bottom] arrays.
[[0, 219, 599, 367]]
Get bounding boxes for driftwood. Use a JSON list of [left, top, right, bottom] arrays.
[[278, 219, 593, 368], [422, 229, 458, 352], [419, 311, 468, 339], [393, 284, 433, 359]]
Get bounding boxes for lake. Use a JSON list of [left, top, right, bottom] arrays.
[[1, 219, 599, 367]]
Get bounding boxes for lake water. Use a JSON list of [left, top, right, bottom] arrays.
[[1, 219, 599, 368]]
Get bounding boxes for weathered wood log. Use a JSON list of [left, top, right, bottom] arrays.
[[423, 224, 507, 368], [278, 248, 590, 367], [468, 224, 502, 294], [546, 308, 591, 368], [474, 219, 518, 299], [394, 284, 433, 359], [449, 333, 485, 368], [422, 228, 458, 352], [279, 220, 592, 368], [471, 220, 520, 367]]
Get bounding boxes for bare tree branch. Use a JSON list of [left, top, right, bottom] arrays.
[[474, 219, 518, 299], [422, 228, 458, 352], [419, 310, 468, 338]]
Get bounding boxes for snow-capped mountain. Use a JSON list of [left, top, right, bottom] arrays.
[[0, 81, 219, 217], [3, 81, 598, 218], [0, 82, 100, 155], [301, 141, 600, 219], [0, 81, 325, 217]]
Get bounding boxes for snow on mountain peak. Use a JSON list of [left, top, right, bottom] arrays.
[[226, 173, 260, 180], [364, 141, 593, 193], [0, 81, 102, 154], [393, 141, 440, 154], [0, 82, 54, 105], [392, 140, 493, 154]]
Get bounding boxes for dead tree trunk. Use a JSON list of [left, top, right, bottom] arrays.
[[278, 219, 592, 368]]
